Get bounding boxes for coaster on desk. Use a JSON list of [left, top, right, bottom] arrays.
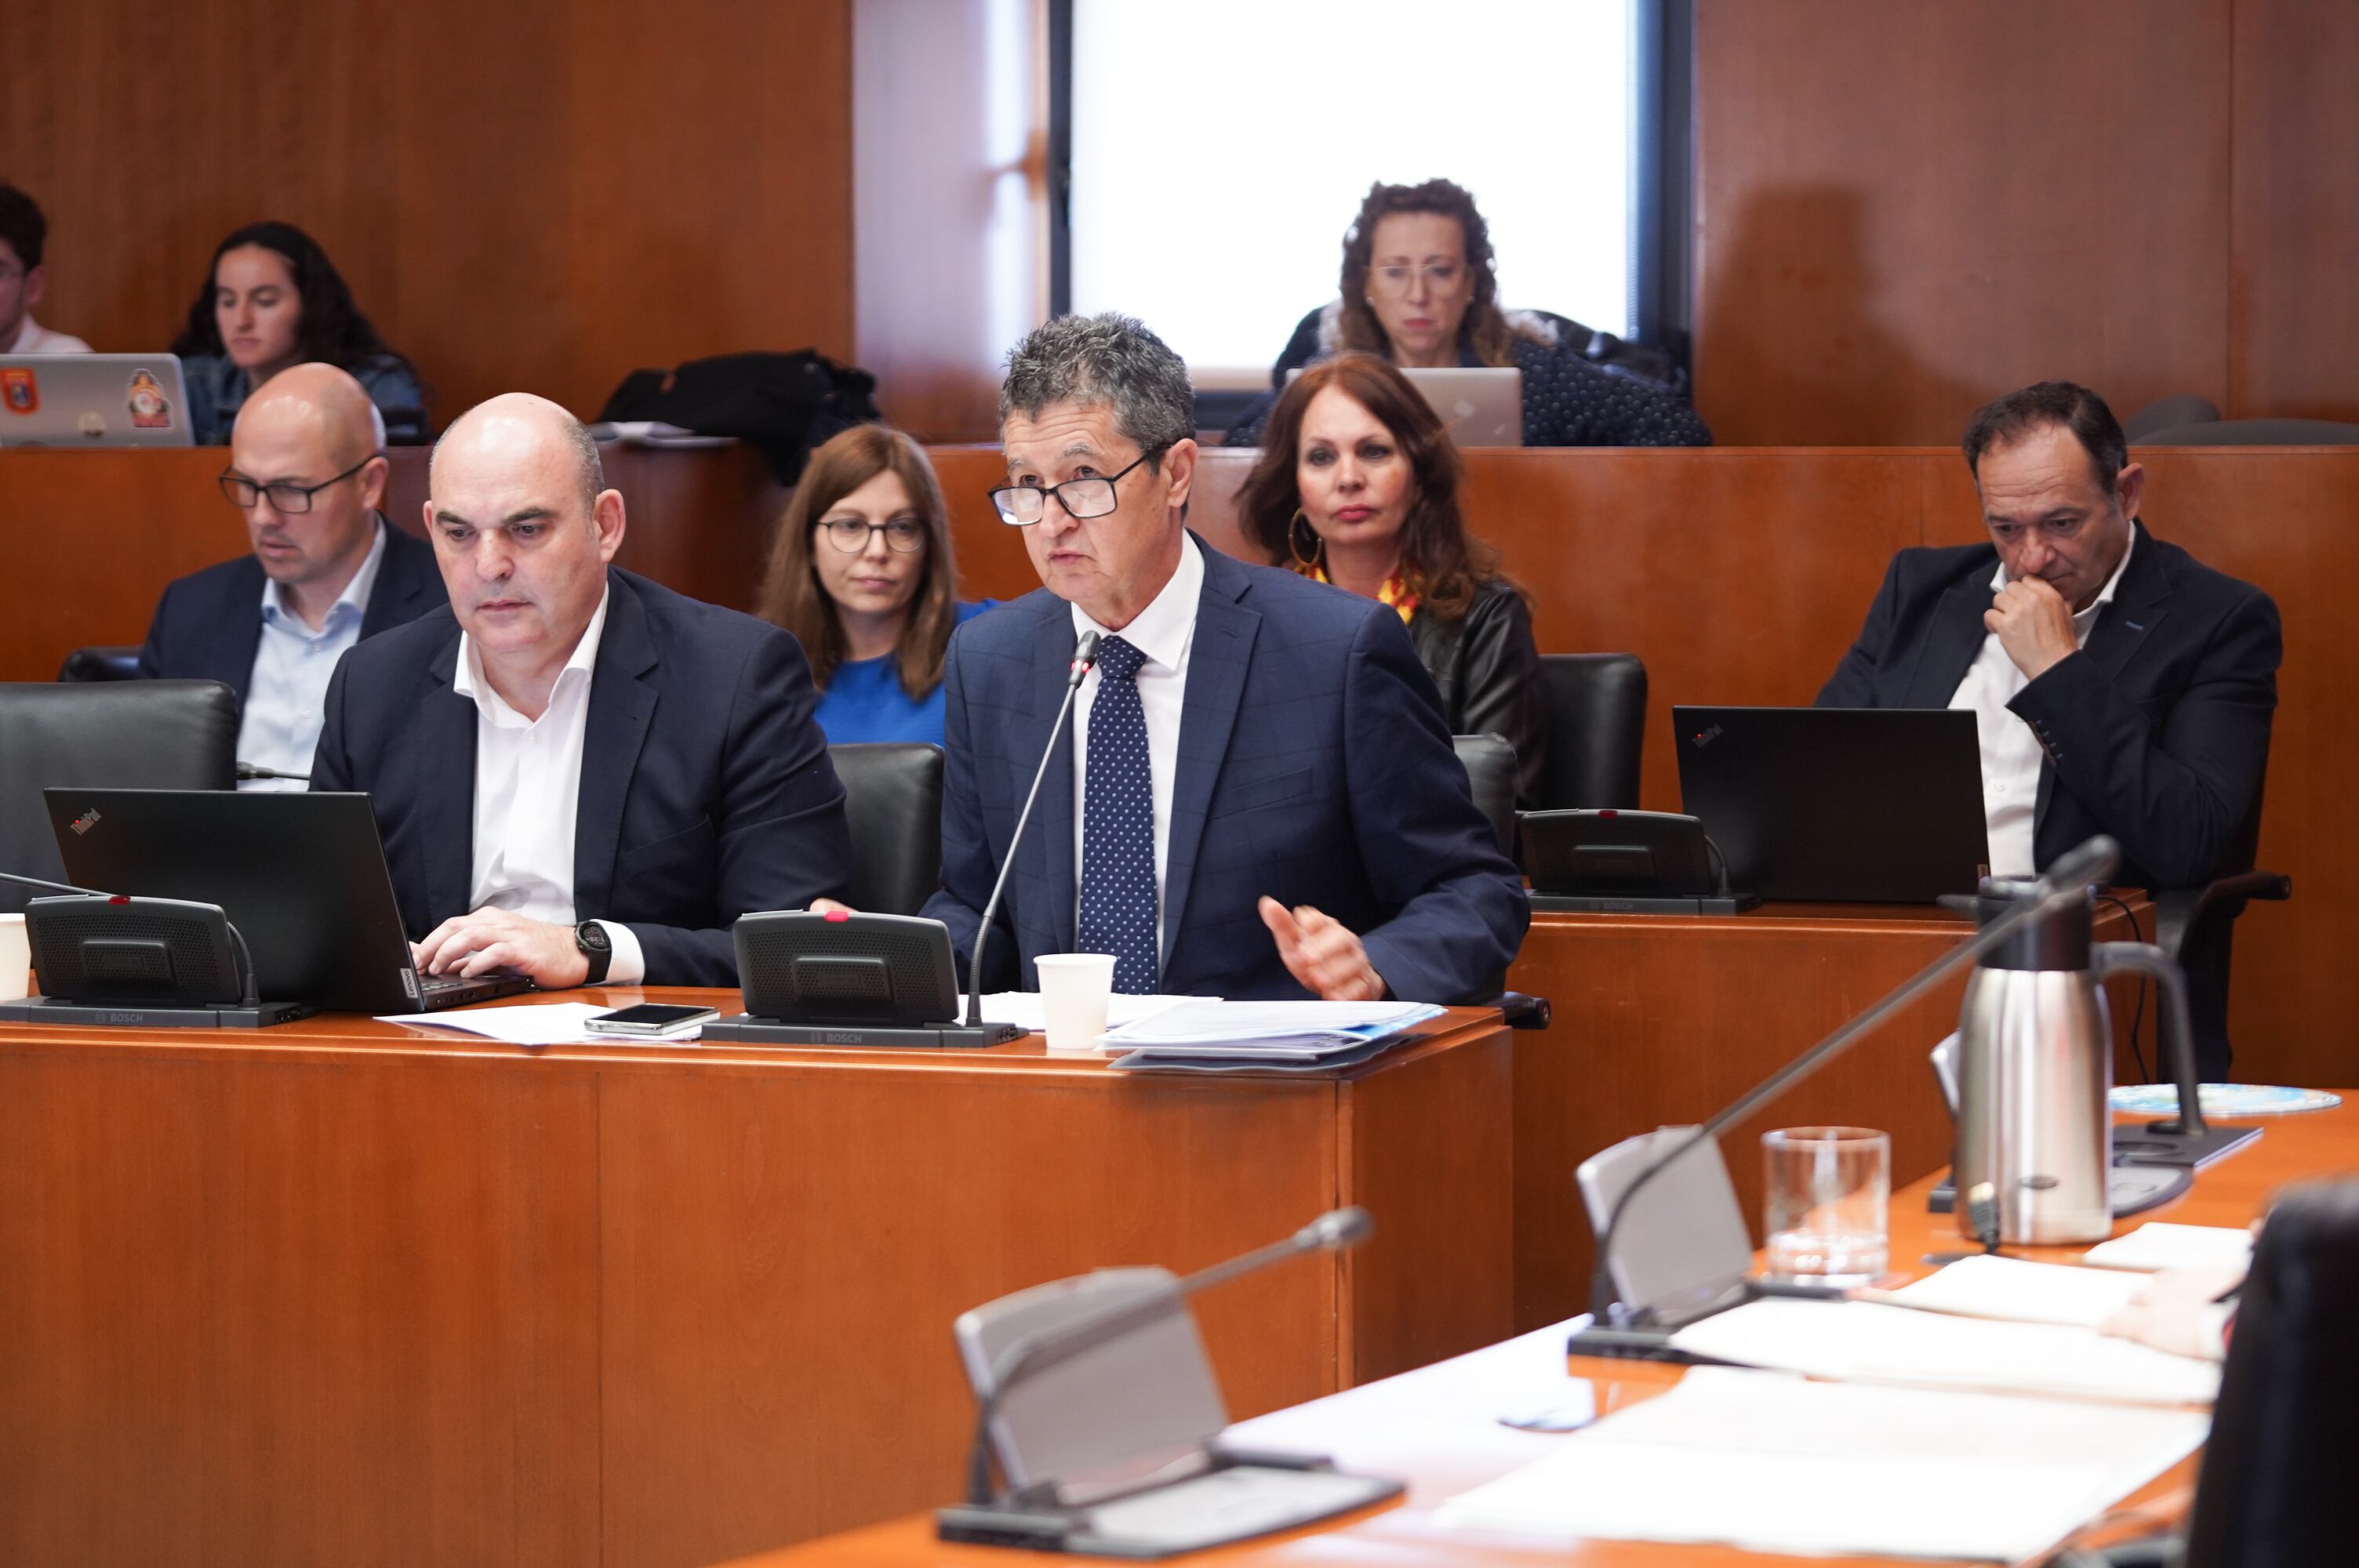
[[2110, 1083, 2341, 1117]]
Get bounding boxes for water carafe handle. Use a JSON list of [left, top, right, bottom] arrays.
[[2092, 942, 2207, 1135]]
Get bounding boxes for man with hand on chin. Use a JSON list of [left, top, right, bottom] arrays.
[[916, 312, 1525, 1004], [1819, 380, 2280, 1075], [311, 393, 849, 989]]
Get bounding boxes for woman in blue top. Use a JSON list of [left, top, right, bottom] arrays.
[[758, 424, 990, 745], [169, 221, 427, 445]]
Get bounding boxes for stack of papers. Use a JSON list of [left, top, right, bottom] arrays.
[[1431, 1366, 2208, 1560], [2083, 1221, 2256, 1272], [1100, 1000, 1444, 1073], [376, 1001, 692, 1047], [977, 992, 1204, 1036], [1669, 1298, 2222, 1406], [1878, 1253, 2153, 1328]]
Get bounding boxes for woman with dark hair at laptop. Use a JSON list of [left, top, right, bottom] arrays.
[[1235, 352, 1548, 805], [1224, 178, 1710, 449], [170, 221, 427, 445]]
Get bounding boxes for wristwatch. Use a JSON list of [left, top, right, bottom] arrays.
[[575, 920, 612, 985]]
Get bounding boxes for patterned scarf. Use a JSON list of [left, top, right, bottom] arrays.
[[1296, 558, 1421, 624]]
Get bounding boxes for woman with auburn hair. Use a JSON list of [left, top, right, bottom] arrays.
[[1226, 177, 1709, 449], [1235, 353, 1547, 804], [757, 424, 992, 744]]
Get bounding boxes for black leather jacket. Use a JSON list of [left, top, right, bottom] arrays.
[[1408, 579, 1549, 807]]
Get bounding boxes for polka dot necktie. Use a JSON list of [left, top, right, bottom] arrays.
[[1078, 634, 1158, 994]]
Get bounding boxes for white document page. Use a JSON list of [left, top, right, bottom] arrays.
[[979, 992, 1205, 1033], [1671, 1298, 2222, 1406], [1881, 1253, 2154, 1328], [376, 1001, 691, 1047], [1101, 999, 1441, 1051], [2082, 1222, 2256, 1272], [1432, 1366, 2208, 1561]]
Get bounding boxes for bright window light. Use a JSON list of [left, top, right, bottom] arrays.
[[1068, 0, 1635, 386]]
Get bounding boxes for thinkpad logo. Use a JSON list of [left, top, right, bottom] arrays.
[[70, 808, 101, 836], [1688, 724, 1723, 750]]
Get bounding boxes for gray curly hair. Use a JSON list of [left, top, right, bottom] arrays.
[[999, 312, 1194, 462]]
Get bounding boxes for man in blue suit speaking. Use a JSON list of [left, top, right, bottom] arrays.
[[919, 313, 1525, 1002]]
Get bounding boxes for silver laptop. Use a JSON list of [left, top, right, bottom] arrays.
[[0, 352, 193, 447], [1285, 365, 1524, 448]]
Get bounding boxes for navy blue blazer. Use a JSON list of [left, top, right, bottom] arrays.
[[920, 539, 1528, 1004], [309, 567, 851, 986], [135, 517, 446, 696], [1816, 522, 2281, 893]]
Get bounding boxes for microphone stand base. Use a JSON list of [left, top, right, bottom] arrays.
[[936, 1451, 1400, 1557], [700, 1014, 1026, 1049], [0, 996, 316, 1029]]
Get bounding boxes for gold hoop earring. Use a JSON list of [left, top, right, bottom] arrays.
[[1289, 508, 1325, 570]]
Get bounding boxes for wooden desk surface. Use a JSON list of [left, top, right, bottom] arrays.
[[1507, 896, 2153, 1330], [724, 1096, 2359, 1568], [0, 995, 1512, 1568]]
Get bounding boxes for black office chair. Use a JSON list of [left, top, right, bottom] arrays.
[[2148, 775, 2291, 1082], [2175, 1178, 2359, 1567], [1536, 653, 1646, 810], [2119, 394, 2222, 444], [1451, 733, 1518, 860], [56, 645, 143, 682], [827, 742, 944, 916], [1449, 732, 1552, 1033], [2132, 418, 2359, 446], [0, 681, 238, 911]]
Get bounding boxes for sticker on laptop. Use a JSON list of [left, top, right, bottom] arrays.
[[1, 366, 35, 414], [126, 368, 173, 430]]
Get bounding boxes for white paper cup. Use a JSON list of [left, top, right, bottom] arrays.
[[0, 913, 29, 1003], [1035, 953, 1117, 1051]]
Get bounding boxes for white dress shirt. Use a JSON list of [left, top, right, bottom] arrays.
[[1947, 532, 2137, 877], [237, 521, 387, 792], [1, 314, 93, 354], [453, 587, 645, 984], [1070, 532, 1204, 954]]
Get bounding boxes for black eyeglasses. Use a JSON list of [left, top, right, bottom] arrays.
[[987, 447, 1167, 526], [817, 516, 928, 554], [217, 453, 379, 514]]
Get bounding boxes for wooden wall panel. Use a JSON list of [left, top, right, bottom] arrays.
[[1692, 0, 2235, 446], [2228, 0, 2359, 423], [2, 1, 853, 425]]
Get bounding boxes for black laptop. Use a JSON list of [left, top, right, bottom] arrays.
[[45, 789, 531, 1012], [1671, 707, 1990, 902]]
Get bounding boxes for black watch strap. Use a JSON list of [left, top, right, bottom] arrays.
[[575, 920, 612, 985]]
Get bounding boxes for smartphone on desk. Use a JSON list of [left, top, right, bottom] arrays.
[[583, 1003, 719, 1038]]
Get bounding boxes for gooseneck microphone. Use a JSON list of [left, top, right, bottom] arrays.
[[962, 1205, 1373, 1508], [962, 630, 1103, 1030], [1585, 835, 2122, 1324], [234, 761, 311, 783]]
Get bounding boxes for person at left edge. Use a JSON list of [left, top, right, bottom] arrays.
[[135, 362, 445, 789], [921, 311, 1526, 1004], [310, 393, 851, 989]]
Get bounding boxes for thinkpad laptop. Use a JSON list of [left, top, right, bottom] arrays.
[[45, 789, 530, 1012], [1672, 706, 1990, 902], [0, 353, 193, 446]]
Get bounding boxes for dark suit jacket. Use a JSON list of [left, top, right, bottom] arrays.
[[1816, 522, 2281, 893], [310, 567, 851, 986], [921, 539, 1529, 1003], [135, 517, 445, 696]]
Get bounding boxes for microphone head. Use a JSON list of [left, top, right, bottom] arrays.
[[1296, 1206, 1374, 1251], [1073, 630, 1103, 667]]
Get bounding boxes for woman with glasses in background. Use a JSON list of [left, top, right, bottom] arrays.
[[758, 424, 994, 744], [1226, 178, 1710, 449]]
